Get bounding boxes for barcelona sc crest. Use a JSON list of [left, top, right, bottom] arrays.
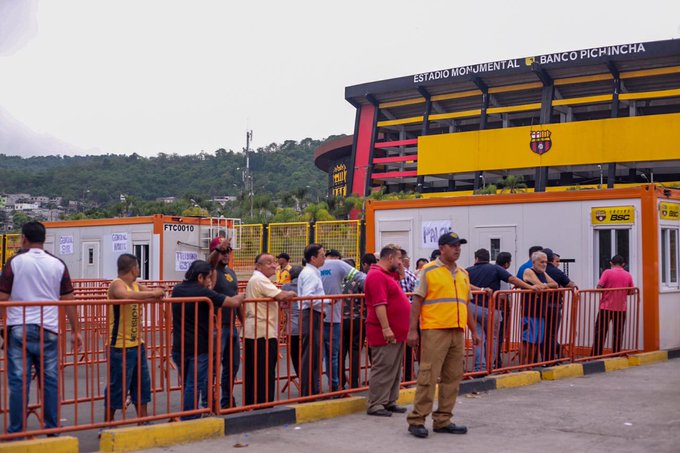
[[530, 130, 552, 155]]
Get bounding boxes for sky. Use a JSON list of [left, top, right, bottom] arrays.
[[0, 0, 679, 157]]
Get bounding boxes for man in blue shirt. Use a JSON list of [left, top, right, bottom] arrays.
[[467, 249, 532, 371]]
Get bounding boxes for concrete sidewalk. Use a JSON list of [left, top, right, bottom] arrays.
[[140, 359, 680, 453]]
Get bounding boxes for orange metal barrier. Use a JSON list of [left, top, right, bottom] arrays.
[[488, 288, 576, 373], [0, 297, 214, 440], [1, 287, 640, 439], [571, 288, 641, 361]]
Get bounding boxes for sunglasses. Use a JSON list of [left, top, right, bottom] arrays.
[[218, 247, 233, 254]]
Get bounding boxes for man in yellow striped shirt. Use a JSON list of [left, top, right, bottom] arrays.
[[105, 254, 165, 424]]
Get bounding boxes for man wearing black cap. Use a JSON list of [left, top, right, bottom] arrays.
[[542, 248, 576, 361], [406, 232, 480, 439], [276, 253, 292, 285]]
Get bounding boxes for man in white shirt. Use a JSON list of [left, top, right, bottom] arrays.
[[0, 221, 81, 436], [297, 243, 326, 396]]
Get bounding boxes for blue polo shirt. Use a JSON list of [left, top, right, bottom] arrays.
[[517, 259, 532, 280], [466, 262, 512, 308]]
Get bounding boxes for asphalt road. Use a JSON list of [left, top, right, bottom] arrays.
[[141, 359, 680, 453]]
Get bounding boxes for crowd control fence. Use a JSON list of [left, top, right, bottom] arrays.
[[0, 287, 640, 439]]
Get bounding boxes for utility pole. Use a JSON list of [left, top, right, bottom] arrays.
[[245, 130, 254, 219]]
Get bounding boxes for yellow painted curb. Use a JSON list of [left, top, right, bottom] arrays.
[[99, 418, 224, 452], [0, 436, 78, 453], [494, 371, 541, 389], [628, 351, 668, 367], [396, 385, 440, 406], [541, 363, 584, 380], [397, 387, 416, 406], [292, 396, 367, 424], [603, 357, 630, 372]]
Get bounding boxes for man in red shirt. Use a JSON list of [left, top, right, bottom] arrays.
[[365, 244, 411, 417], [592, 255, 635, 356]]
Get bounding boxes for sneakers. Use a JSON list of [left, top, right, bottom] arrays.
[[433, 423, 468, 434]]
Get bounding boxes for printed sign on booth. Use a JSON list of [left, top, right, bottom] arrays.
[[659, 202, 680, 221], [59, 235, 74, 255], [176, 251, 198, 272], [591, 206, 635, 225], [421, 220, 452, 248], [112, 233, 128, 252]]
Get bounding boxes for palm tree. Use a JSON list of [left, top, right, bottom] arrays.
[[499, 175, 528, 193]]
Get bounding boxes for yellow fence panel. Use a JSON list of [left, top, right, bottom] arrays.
[[233, 224, 263, 274], [2, 234, 21, 266], [268, 222, 309, 267], [315, 220, 361, 266]]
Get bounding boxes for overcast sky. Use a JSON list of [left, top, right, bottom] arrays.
[[0, 0, 679, 157]]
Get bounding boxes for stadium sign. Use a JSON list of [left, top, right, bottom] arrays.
[[412, 43, 647, 85]]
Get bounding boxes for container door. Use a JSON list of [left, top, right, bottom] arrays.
[[593, 228, 632, 284], [377, 219, 413, 254], [474, 226, 517, 270], [81, 241, 101, 279]]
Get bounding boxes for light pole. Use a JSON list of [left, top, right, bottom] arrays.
[[597, 165, 603, 188]]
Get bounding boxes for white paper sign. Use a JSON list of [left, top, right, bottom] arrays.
[[175, 251, 198, 272], [421, 220, 452, 248], [112, 232, 128, 252], [59, 235, 74, 255]]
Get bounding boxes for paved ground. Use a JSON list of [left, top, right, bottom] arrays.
[[141, 360, 680, 453]]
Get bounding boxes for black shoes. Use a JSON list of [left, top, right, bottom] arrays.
[[367, 409, 392, 417], [408, 424, 429, 438], [409, 423, 468, 438], [385, 404, 407, 413], [433, 423, 468, 434]]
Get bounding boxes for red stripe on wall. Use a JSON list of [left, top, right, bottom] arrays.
[[371, 170, 418, 179], [373, 155, 417, 164], [374, 139, 418, 149], [351, 104, 376, 196]]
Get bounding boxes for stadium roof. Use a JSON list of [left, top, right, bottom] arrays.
[[345, 38, 680, 108]]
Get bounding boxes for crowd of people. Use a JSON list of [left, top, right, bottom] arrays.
[[0, 221, 635, 438]]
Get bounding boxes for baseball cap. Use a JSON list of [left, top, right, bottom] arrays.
[[276, 253, 290, 261], [209, 237, 223, 252], [438, 232, 468, 247]]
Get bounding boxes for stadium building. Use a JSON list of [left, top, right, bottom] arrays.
[[316, 39, 680, 197]]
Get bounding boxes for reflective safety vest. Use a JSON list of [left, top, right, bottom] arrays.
[[420, 261, 470, 330]]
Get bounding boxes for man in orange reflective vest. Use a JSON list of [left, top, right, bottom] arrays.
[[406, 232, 480, 439]]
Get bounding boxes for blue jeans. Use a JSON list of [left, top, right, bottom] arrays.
[[106, 345, 151, 410], [323, 322, 341, 391], [7, 325, 59, 433], [468, 303, 501, 372], [172, 351, 209, 420]]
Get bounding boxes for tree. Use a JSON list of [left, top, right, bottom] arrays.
[[499, 175, 528, 193], [474, 184, 498, 195], [182, 206, 210, 217], [12, 212, 31, 231], [302, 202, 334, 222]]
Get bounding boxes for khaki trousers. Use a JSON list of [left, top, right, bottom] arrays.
[[367, 342, 404, 413], [407, 328, 464, 428]]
